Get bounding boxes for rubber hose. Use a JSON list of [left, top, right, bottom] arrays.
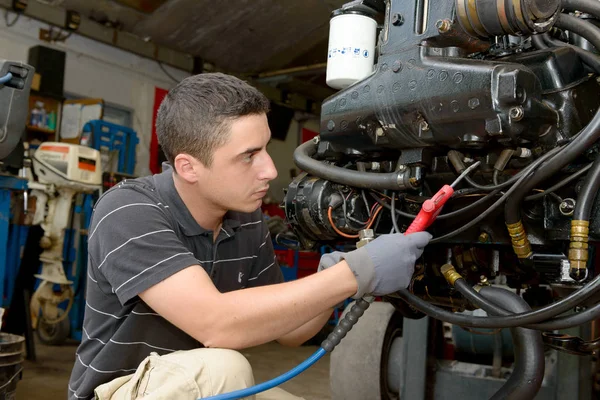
[[430, 147, 566, 243], [293, 140, 410, 190], [524, 163, 592, 201], [573, 155, 600, 220], [453, 279, 599, 330], [563, 0, 600, 19], [479, 287, 545, 400], [533, 301, 600, 330], [394, 263, 600, 328], [454, 279, 508, 315], [531, 33, 548, 49], [504, 14, 600, 224]]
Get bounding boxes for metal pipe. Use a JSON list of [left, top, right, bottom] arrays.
[[479, 287, 545, 400], [492, 332, 503, 378]]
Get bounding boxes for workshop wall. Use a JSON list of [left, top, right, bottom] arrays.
[[0, 15, 319, 187], [0, 14, 189, 177]]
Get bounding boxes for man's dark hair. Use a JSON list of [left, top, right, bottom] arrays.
[[156, 72, 270, 168]]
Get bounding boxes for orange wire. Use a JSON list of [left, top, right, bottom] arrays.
[[328, 207, 359, 238], [327, 205, 384, 239], [365, 205, 383, 229]]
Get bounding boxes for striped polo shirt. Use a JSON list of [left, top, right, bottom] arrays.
[[68, 164, 283, 400]]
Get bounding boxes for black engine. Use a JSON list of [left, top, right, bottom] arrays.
[[283, 0, 600, 320]]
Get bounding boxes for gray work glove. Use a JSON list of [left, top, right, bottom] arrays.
[[318, 232, 432, 299]]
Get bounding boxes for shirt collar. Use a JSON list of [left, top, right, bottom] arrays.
[[154, 163, 241, 237]]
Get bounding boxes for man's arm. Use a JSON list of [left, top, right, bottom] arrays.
[[276, 309, 333, 347], [139, 260, 357, 349]]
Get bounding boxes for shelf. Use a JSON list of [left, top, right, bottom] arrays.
[[26, 125, 55, 134]]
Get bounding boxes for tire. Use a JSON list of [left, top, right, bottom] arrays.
[[329, 301, 403, 400], [36, 310, 70, 346]]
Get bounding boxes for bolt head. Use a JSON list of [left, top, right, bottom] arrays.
[[559, 198, 576, 216], [468, 98, 480, 109], [509, 106, 524, 121], [391, 13, 404, 26], [436, 19, 451, 33], [327, 120, 335, 131]]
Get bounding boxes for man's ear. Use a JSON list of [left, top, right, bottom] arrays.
[[173, 154, 203, 183]]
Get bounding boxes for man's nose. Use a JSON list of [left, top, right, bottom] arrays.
[[259, 152, 278, 181]]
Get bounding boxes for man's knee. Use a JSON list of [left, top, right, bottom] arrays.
[[201, 348, 254, 385], [164, 348, 255, 393]]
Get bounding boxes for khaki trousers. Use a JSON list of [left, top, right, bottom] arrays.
[[93, 348, 305, 400]]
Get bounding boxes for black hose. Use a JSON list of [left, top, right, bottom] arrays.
[[462, 157, 559, 192], [563, 0, 600, 20], [370, 147, 559, 231], [452, 279, 599, 330], [431, 147, 567, 242], [394, 260, 600, 327], [437, 191, 500, 220], [293, 140, 410, 190], [370, 190, 500, 221], [573, 156, 600, 220], [492, 169, 500, 186], [478, 287, 544, 400], [533, 301, 600, 330], [524, 163, 592, 201], [454, 279, 509, 315], [531, 33, 549, 49], [504, 13, 600, 224]]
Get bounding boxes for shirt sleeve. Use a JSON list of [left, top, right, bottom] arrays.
[[87, 186, 200, 305], [246, 214, 284, 288]]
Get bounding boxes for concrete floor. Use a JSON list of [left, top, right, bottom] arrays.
[[16, 340, 331, 400]]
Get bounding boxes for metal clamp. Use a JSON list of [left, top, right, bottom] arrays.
[[542, 333, 600, 355]]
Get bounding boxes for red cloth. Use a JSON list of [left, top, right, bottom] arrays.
[[149, 87, 169, 174]]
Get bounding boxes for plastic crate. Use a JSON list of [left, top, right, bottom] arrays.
[[81, 120, 139, 175]]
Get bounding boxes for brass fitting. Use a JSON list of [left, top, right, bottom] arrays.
[[569, 220, 589, 280], [440, 263, 462, 286], [506, 221, 532, 259]]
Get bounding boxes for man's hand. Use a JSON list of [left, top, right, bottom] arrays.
[[318, 232, 432, 298]]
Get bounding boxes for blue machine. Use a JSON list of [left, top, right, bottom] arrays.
[[0, 176, 28, 308]]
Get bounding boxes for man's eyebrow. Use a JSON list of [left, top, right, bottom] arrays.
[[237, 135, 271, 157], [238, 146, 262, 156]]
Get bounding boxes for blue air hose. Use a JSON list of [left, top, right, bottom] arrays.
[[0, 72, 12, 84], [201, 348, 326, 400], [200, 298, 372, 400]]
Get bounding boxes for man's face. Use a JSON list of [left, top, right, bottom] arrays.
[[197, 113, 278, 213]]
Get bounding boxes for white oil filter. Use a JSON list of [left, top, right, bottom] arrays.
[[326, 11, 377, 90]]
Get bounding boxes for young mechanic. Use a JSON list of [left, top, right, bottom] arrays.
[[67, 73, 431, 400]]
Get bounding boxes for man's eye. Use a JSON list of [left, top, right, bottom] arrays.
[[243, 153, 255, 163]]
